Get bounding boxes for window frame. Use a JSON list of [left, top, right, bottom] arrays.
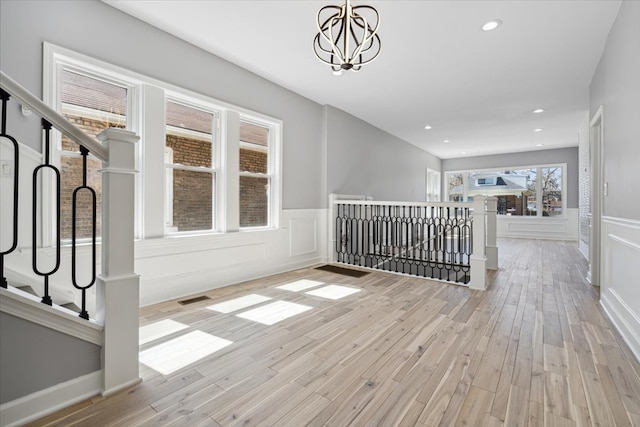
[[44, 45, 141, 245], [443, 163, 567, 218], [238, 115, 280, 230], [163, 95, 221, 235], [44, 42, 283, 242]]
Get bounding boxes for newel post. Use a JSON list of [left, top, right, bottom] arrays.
[[486, 196, 498, 270], [328, 194, 338, 264], [469, 195, 487, 290], [95, 128, 141, 396]]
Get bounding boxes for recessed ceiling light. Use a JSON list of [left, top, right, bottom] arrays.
[[536, 144, 543, 147], [424, 125, 432, 130], [482, 19, 502, 31], [443, 139, 450, 143], [532, 109, 544, 114], [534, 128, 543, 132], [461, 151, 467, 155]]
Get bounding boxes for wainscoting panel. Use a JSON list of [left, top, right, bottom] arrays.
[[135, 209, 328, 306], [601, 216, 640, 362], [496, 208, 578, 241], [289, 217, 317, 257]]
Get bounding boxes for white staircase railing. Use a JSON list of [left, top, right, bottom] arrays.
[[329, 193, 498, 290], [0, 70, 141, 402]]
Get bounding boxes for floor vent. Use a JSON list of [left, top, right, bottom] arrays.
[[178, 295, 211, 305], [315, 265, 370, 278]]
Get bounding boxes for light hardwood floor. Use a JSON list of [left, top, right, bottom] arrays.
[[28, 239, 640, 426]]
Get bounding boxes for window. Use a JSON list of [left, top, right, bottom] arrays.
[[541, 167, 563, 216], [58, 68, 132, 240], [426, 168, 441, 202], [165, 100, 217, 233], [476, 177, 495, 186], [46, 43, 282, 240], [445, 165, 565, 217], [239, 120, 270, 228]]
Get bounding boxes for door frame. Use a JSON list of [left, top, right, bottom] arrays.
[[588, 105, 604, 286]]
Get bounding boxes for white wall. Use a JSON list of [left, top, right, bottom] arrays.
[[325, 105, 441, 202], [0, 0, 324, 210], [589, 1, 640, 222], [589, 0, 640, 361]]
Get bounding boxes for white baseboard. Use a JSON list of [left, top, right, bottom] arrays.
[[0, 371, 101, 427], [601, 289, 640, 362]]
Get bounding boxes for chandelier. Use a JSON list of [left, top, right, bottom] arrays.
[[313, 0, 381, 75]]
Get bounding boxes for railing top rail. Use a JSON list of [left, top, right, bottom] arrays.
[[0, 71, 108, 161], [332, 199, 474, 209]]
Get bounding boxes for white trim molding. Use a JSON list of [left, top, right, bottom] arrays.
[[0, 371, 101, 427], [0, 287, 103, 345], [600, 216, 640, 362]]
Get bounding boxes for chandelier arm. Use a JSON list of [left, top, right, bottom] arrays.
[[353, 34, 381, 66], [316, 10, 347, 62], [349, 14, 380, 58]]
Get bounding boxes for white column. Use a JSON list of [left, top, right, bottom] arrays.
[[222, 110, 240, 232], [469, 195, 487, 290], [486, 196, 498, 270], [141, 85, 166, 238], [328, 194, 337, 263], [95, 128, 141, 396]]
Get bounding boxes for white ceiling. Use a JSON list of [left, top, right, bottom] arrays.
[[103, 0, 621, 159]]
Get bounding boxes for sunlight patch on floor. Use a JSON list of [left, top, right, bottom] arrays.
[[139, 330, 233, 375], [139, 319, 189, 345], [206, 294, 272, 314], [236, 300, 312, 325], [276, 279, 325, 292], [306, 285, 361, 300]]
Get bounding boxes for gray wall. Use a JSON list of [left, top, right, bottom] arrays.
[[442, 147, 579, 208], [325, 106, 441, 202], [0, 0, 324, 210], [0, 313, 101, 403], [589, 0, 640, 221]]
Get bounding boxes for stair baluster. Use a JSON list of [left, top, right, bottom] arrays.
[[71, 145, 97, 319], [0, 89, 20, 289], [32, 119, 60, 305]]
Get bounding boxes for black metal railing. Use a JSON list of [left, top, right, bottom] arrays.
[[0, 89, 19, 289], [334, 202, 473, 284], [32, 120, 60, 305], [0, 85, 98, 319]]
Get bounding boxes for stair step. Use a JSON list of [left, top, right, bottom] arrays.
[[61, 302, 81, 312], [16, 285, 39, 296]]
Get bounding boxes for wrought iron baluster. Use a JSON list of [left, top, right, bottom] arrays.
[[71, 146, 97, 320], [0, 89, 19, 289], [33, 120, 60, 305]]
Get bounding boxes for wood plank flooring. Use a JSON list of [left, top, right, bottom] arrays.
[[28, 239, 640, 426]]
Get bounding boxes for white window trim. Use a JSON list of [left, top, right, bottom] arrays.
[[444, 163, 568, 219], [426, 168, 441, 202], [164, 95, 220, 235], [238, 115, 282, 230], [43, 43, 141, 245], [43, 42, 283, 241]]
